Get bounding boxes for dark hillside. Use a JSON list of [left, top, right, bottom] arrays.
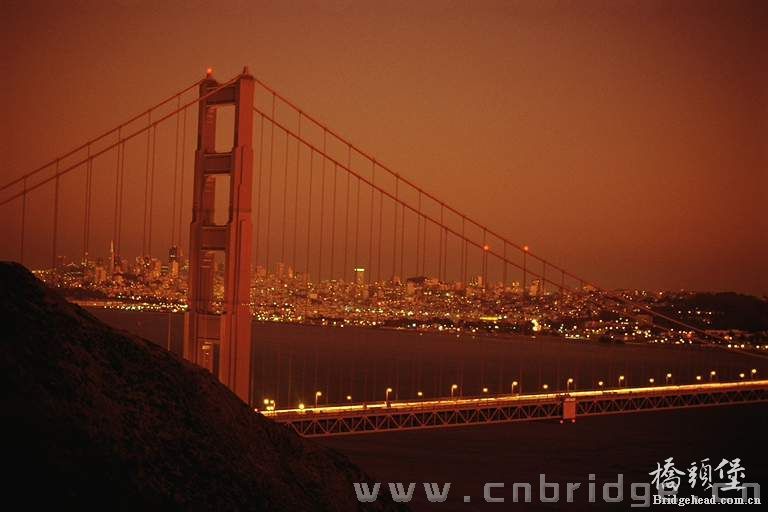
[[0, 262, 402, 511]]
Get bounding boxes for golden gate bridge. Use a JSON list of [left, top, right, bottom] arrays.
[[1, 67, 765, 434]]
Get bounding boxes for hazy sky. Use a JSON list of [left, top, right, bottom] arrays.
[[2, 0, 766, 294]]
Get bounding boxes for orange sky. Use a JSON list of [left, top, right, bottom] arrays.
[[2, 0, 766, 294]]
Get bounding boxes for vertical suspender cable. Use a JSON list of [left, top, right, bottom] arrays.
[[255, 114, 265, 268], [171, 97, 181, 247], [82, 146, 92, 260], [20, 177, 27, 264], [482, 229, 487, 288], [265, 93, 276, 275], [117, 136, 125, 259], [377, 187, 383, 282], [113, 129, 122, 260], [461, 216, 467, 286], [392, 177, 398, 280], [317, 131, 326, 282], [147, 124, 157, 257], [368, 161, 375, 283], [420, 208, 427, 277], [523, 248, 527, 297], [52, 159, 60, 268], [291, 113, 301, 271], [399, 191, 405, 280], [330, 161, 337, 280], [415, 191, 421, 275], [177, 106, 187, 254], [343, 146, 351, 281], [439, 204, 444, 281], [354, 176, 360, 269], [305, 148, 314, 277], [442, 224, 448, 283], [142, 111, 152, 256], [281, 129, 289, 265], [503, 241, 507, 286]]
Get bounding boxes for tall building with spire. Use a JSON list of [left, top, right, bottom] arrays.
[[109, 240, 115, 274]]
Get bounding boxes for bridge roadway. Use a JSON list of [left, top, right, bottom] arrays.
[[266, 380, 768, 437]]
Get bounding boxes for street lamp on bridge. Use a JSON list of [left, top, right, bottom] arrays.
[[451, 384, 458, 399], [709, 370, 717, 382], [665, 373, 672, 385], [751, 369, 758, 379], [542, 384, 549, 391], [598, 380, 604, 388], [566, 378, 574, 392], [511, 381, 519, 394], [314, 390, 322, 408], [385, 387, 393, 404], [618, 375, 625, 387], [649, 378, 655, 385]]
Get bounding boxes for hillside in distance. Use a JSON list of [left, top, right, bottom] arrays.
[[656, 292, 768, 332], [0, 262, 402, 511]]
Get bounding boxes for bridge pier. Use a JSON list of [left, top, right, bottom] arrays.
[[184, 68, 255, 405]]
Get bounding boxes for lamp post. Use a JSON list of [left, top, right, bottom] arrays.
[[451, 384, 458, 399], [618, 375, 625, 388], [346, 395, 352, 402], [665, 373, 672, 385], [739, 372, 745, 379], [385, 387, 393, 404], [542, 384, 549, 391], [511, 381, 519, 394], [695, 375, 702, 382], [482, 387, 489, 394], [598, 380, 604, 389], [314, 390, 322, 408], [709, 370, 716, 382], [417, 391, 423, 398], [751, 369, 757, 379], [566, 377, 574, 392], [649, 378, 655, 385]]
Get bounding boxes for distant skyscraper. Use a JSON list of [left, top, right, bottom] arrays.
[[354, 267, 365, 285], [168, 245, 179, 264], [109, 240, 115, 274]]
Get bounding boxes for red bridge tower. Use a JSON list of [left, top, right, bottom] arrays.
[[184, 68, 254, 405]]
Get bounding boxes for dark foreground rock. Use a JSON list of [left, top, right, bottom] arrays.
[[0, 262, 404, 511]]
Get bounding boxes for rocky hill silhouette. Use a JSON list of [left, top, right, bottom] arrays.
[[0, 262, 403, 511]]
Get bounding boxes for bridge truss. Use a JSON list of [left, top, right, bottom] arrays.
[[273, 380, 768, 437]]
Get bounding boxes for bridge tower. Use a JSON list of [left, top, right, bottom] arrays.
[[184, 68, 254, 405]]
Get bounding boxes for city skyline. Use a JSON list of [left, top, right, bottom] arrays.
[[3, 0, 766, 295]]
